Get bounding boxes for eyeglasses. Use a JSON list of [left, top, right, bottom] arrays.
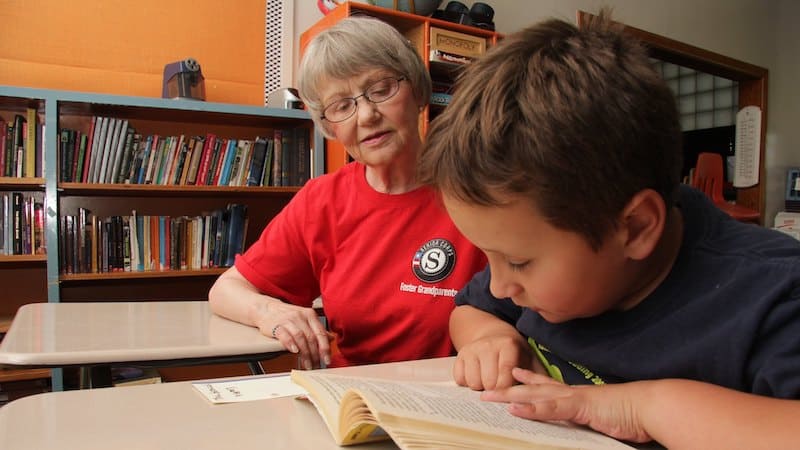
[[321, 76, 407, 123]]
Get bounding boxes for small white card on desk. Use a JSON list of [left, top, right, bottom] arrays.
[[192, 374, 307, 404]]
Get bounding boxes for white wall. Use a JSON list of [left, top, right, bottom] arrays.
[[293, 1, 800, 226]]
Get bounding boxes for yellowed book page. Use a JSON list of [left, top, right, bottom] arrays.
[[291, 370, 389, 446], [296, 371, 635, 450]]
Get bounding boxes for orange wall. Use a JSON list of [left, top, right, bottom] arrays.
[[0, 0, 266, 105]]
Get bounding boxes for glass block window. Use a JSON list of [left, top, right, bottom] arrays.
[[653, 60, 738, 131]]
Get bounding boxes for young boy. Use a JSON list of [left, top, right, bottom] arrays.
[[418, 10, 800, 449]]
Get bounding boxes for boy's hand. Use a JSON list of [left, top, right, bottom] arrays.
[[453, 334, 534, 391], [481, 368, 653, 443]]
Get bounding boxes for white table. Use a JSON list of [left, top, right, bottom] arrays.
[[0, 356, 456, 450], [0, 301, 286, 387]]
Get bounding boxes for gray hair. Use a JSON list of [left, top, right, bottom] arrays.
[[298, 15, 432, 137]]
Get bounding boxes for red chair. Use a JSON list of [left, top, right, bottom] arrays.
[[692, 152, 760, 223]]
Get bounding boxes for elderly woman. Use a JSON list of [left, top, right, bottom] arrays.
[[208, 16, 486, 369]]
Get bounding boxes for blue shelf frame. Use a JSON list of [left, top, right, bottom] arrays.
[[0, 85, 324, 391]]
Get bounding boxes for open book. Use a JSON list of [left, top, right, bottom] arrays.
[[290, 369, 635, 450]]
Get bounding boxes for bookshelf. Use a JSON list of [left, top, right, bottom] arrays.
[[0, 85, 323, 389], [300, 1, 501, 174]]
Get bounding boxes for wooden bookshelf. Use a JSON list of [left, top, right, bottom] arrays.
[[0, 368, 51, 383], [60, 268, 226, 281]]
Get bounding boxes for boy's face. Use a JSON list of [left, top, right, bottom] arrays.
[[443, 193, 634, 323]]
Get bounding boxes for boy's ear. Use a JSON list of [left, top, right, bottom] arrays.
[[618, 189, 666, 260]]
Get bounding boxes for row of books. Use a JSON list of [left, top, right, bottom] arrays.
[[59, 115, 312, 187], [0, 110, 43, 178], [0, 191, 45, 256], [59, 204, 247, 275]]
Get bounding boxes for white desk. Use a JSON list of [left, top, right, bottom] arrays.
[[0, 301, 286, 386], [0, 356, 456, 450]]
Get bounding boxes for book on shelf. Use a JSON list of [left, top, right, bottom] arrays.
[[25, 107, 36, 177], [235, 139, 253, 186], [223, 203, 247, 267], [429, 48, 474, 66], [290, 370, 635, 450], [0, 117, 6, 177], [271, 129, 283, 186], [195, 133, 216, 185], [1, 191, 44, 255], [97, 117, 119, 183], [111, 366, 162, 387], [74, 132, 88, 183], [184, 135, 205, 185], [51, 111, 313, 186], [59, 203, 246, 274], [246, 137, 269, 187]]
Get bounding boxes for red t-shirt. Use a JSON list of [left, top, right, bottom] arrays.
[[236, 162, 486, 367]]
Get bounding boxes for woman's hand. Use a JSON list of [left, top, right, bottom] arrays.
[[481, 368, 652, 443], [252, 300, 332, 370]]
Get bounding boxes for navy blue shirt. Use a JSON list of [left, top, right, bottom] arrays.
[[455, 186, 800, 398]]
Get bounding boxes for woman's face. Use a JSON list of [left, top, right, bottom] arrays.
[[319, 68, 422, 168]]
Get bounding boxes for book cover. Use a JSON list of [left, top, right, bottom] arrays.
[[234, 139, 253, 186], [154, 135, 174, 185], [25, 107, 37, 177], [135, 134, 153, 184], [144, 135, 163, 184], [109, 120, 129, 183], [97, 118, 119, 184], [171, 138, 190, 185], [223, 203, 247, 267], [271, 129, 283, 186], [184, 135, 205, 185], [261, 138, 275, 187], [294, 128, 311, 186], [59, 129, 72, 182], [0, 118, 7, 178], [156, 135, 176, 185], [280, 129, 292, 186], [290, 370, 635, 450], [114, 127, 135, 184], [224, 140, 244, 187], [210, 138, 228, 186], [81, 116, 97, 183], [74, 132, 88, 184], [11, 115, 26, 177], [125, 133, 144, 184], [11, 192, 23, 254], [218, 139, 237, 186], [88, 116, 108, 183], [195, 133, 216, 185], [246, 137, 268, 186]]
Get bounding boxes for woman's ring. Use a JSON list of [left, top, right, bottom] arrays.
[[271, 325, 281, 338]]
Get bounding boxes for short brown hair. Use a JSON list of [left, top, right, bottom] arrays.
[[419, 10, 682, 250]]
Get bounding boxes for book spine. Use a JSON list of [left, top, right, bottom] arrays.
[[185, 136, 205, 185], [81, 116, 97, 183], [25, 108, 36, 177], [223, 203, 247, 267], [196, 133, 216, 185], [271, 130, 282, 186], [210, 138, 227, 185], [115, 127, 135, 184], [246, 137, 268, 186]]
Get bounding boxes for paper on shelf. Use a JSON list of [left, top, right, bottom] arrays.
[[192, 374, 307, 404]]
